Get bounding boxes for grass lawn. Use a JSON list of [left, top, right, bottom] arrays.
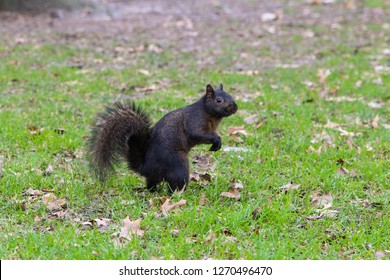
[[0, 0, 389, 259]]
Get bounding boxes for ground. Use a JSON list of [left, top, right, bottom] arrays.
[[0, 0, 389, 259]]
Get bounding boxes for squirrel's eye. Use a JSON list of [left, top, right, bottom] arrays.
[[216, 97, 223, 103]]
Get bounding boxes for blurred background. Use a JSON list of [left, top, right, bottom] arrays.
[[0, 0, 388, 73]]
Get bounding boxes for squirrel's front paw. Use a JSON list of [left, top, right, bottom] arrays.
[[209, 136, 221, 151]]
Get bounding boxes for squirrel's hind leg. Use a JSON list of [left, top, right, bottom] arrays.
[[146, 177, 161, 192]]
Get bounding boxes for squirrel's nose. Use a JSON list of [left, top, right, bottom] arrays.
[[231, 102, 238, 113]]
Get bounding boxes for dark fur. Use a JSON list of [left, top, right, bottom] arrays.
[[87, 84, 237, 192]]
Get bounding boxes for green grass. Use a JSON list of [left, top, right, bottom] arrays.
[[0, 1, 389, 260]]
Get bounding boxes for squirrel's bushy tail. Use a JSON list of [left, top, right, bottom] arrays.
[[87, 101, 151, 182]]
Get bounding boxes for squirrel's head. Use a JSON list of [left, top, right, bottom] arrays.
[[203, 84, 238, 118]]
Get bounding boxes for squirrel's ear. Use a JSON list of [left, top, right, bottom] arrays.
[[219, 83, 223, 90], [206, 84, 215, 100]]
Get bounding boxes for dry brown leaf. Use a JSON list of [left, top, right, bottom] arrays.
[[337, 167, 350, 175], [41, 193, 66, 211], [317, 69, 331, 84], [28, 125, 44, 135], [190, 172, 211, 183], [375, 251, 387, 260], [95, 218, 111, 232], [192, 153, 216, 172], [204, 230, 216, 244], [138, 69, 151, 76], [371, 114, 380, 128], [324, 120, 342, 129], [368, 100, 384, 109], [160, 199, 187, 216], [199, 192, 207, 206], [135, 84, 159, 93], [311, 193, 333, 208], [307, 209, 339, 220], [119, 217, 144, 240], [147, 44, 163, 53], [44, 164, 54, 176], [280, 182, 301, 191], [325, 96, 360, 102], [50, 210, 69, 218], [244, 114, 259, 124], [220, 188, 241, 200], [231, 180, 244, 189], [228, 126, 248, 136], [309, 0, 336, 5], [311, 131, 335, 147], [261, 12, 278, 22], [170, 229, 180, 237], [25, 188, 42, 197]]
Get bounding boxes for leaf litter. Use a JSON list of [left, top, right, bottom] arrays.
[[307, 192, 339, 220], [220, 180, 244, 200]]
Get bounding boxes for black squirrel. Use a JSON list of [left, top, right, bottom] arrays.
[[87, 83, 238, 192]]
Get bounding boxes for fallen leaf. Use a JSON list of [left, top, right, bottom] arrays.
[[317, 69, 331, 84], [50, 210, 69, 218], [41, 193, 66, 211], [371, 114, 380, 128], [119, 217, 144, 240], [25, 188, 42, 197], [192, 153, 216, 172], [306, 145, 323, 155], [160, 199, 187, 216], [34, 215, 42, 222], [307, 209, 339, 220], [302, 30, 315, 38], [244, 114, 259, 124], [367, 100, 384, 109], [311, 131, 335, 147], [337, 167, 350, 175], [220, 188, 241, 200], [309, 0, 336, 5], [135, 84, 159, 93], [170, 229, 180, 237], [94, 218, 111, 232], [138, 69, 150, 76], [325, 96, 360, 102], [190, 172, 211, 183], [204, 230, 216, 244], [223, 147, 249, 152], [336, 127, 361, 137], [251, 208, 261, 220], [147, 44, 163, 53], [228, 126, 248, 136], [44, 164, 54, 176], [261, 12, 278, 22], [303, 80, 314, 87], [199, 192, 207, 206], [375, 251, 386, 259], [231, 180, 244, 189], [14, 37, 27, 44], [81, 221, 93, 227], [311, 193, 333, 208], [324, 120, 342, 129], [280, 182, 301, 191], [28, 125, 44, 135]]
